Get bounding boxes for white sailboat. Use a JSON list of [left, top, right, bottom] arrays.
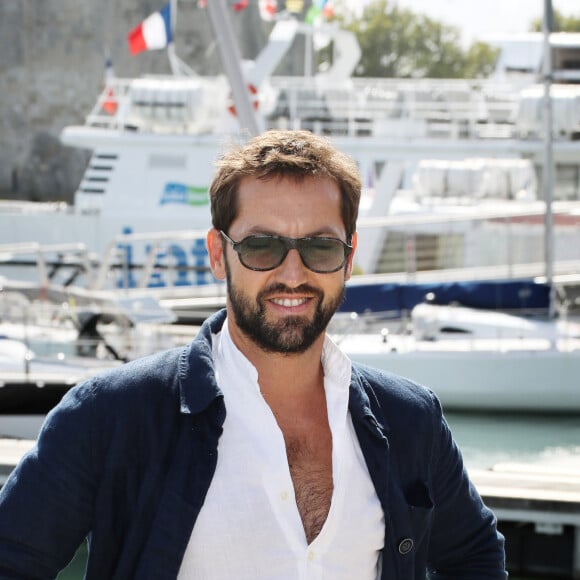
[[337, 1, 580, 413]]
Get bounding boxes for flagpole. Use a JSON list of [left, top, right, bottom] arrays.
[[542, 0, 555, 318], [167, 0, 179, 75], [206, 0, 263, 135]]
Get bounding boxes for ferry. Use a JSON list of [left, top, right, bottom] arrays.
[[0, 5, 579, 294]]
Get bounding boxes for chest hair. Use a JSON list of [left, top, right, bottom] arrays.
[[285, 433, 333, 544]]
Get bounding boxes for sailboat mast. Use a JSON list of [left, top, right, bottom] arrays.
[[542, 0, 555, 318], [206, 0, 263, 136]]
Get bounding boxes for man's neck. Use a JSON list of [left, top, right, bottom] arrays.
[[228, 325, 327, 404]]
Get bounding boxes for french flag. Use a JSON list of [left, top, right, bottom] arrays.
[[127, 3, 173, 56]]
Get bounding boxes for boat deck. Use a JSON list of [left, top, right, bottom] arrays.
[[0, 439, 578, 575]]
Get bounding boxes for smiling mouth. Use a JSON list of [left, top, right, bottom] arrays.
[[270, 297, 309, 307]]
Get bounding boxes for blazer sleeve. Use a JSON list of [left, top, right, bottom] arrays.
[[426, 403, 507, 579], [0, 380, 98, 578]]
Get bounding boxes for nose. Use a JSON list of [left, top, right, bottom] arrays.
[[275, 248, 308, 286]]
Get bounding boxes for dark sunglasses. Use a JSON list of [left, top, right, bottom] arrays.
[[220, 231, 352, 273]]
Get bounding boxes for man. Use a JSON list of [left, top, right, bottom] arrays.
[[0, 130, 506, 578]]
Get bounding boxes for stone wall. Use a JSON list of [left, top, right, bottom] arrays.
[[0, 0, 267, 203]]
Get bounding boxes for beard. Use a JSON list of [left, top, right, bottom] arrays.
[[225, 261, 345, 354]]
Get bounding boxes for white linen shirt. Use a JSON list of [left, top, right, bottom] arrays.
[[177, 318, 385, 579]]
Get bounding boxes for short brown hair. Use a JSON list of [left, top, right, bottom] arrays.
[[209, 130, 361, 239]]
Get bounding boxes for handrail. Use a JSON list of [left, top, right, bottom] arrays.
[[0, 242, 94, 287], [82, 75, 579, 141]]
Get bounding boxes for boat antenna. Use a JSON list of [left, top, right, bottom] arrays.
[[542, 0, 556, 318]]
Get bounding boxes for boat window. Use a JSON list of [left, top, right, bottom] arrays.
[[555, 164, 580, 201]]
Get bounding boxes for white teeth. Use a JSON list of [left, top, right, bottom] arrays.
[[272, 298, 307, 307]]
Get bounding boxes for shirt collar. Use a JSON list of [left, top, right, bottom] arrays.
[[213, 318, 354, 428], [178, 309, 358, 422], [322, 334, 353, 392], [214, 315, 353, 398]]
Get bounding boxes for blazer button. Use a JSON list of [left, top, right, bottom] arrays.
[[398, 538, 414, 555]]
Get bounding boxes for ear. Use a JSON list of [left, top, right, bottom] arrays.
[[207, 228, 227, 280], [344, 232, 358, 281]]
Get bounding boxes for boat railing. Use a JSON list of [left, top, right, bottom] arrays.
[[0, 242, 95, 288], [356, 202, 580, 285], [85, 76, 229, 134], [88, 209, 580, 306], [267, 76, 523, 137], [1, 211, 578, 317], [83, 75, 578, 141]]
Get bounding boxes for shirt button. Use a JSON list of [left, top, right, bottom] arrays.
[[398, 538, 414, 555], [308, 550, 315, 561], [280, 491, 289, 500]]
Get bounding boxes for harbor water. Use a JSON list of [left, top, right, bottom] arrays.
[[446, 411, 580, 471], [53, 411, 580, 579]]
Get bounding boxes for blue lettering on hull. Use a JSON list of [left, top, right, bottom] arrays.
[[116, 228, 215, 289]]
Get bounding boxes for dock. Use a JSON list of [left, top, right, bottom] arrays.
[[1, 438, 579, 576], [472, 463, 580, 578]]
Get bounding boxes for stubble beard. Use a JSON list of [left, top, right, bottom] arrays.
[[225, 260, 345, 354]]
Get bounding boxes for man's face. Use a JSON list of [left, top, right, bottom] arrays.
[[207, 175, 357, 355]]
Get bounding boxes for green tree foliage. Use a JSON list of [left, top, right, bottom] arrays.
[[530, 8, 580, 32], [463, 42, 503, 78], [334, 0, 499, 79]]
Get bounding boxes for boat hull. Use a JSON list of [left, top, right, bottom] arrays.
[[340, 336, 580, 413]]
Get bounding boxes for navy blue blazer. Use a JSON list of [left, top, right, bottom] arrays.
[[0, 309, 506, 579]]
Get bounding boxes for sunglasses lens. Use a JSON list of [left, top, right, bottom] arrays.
[[239, 236, 286, 270], [230, 234, 349, 273], [300, 239, 347, 272]]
